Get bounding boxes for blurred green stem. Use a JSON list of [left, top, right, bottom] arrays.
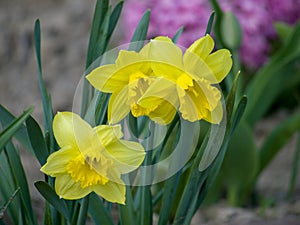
[[139, 121, 155, 225], [81, 79, 93, 117], [77, 195, 89, 225]]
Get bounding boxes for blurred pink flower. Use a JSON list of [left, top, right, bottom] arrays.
[[122, 0, 300, 70], [122, 0, 212, 47]]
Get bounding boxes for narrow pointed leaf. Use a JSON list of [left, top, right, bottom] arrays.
[[226, 71, 240, 127], [172, 26, 184, 43], [88, 192, 114, 225], [85, 0, 109, 69], [5, 143, 37, 225], [0, 105, 33, 154], [129, 10, 150, 51], [82, 0, 109, 115], [259, 112, 300, 173], [119, 186, 136, 225], [26, 116, 48, 165], [229, 96, 247, 138], [0, 107, 33, 153], [106, 1, 124, 44], [34, 20, 54, 136], [0, 187, 20, 220], [205, 11, 215, 35], [34, 181, 70, 222]]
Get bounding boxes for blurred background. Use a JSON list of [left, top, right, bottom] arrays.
[[1, 0, 300, 224]]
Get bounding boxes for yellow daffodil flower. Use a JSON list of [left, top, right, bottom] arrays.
[[138, 35, 232, 123], [40, 112, 145, 204], [87, 34, 232, 125], [86, 50, 175, 124]]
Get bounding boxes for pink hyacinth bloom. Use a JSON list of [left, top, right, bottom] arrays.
[[121, 0, 300, 70]]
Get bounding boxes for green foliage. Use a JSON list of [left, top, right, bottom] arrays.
[[89, 193, 114, 225], [34, 20, 54, 152], [0, 108, 33, 153], [128, 9, 151, 51], [34, 181, 70, 222], [0, 105, 34, 154], [208, 3, 300, 206], [26, 116, 49, 165], [220, 11, 242, 50]]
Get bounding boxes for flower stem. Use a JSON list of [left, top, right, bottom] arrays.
[[139, 121, 155, 225], [77, 195, 90, 225]]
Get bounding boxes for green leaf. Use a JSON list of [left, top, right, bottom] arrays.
[[106, 1, 124, 45], [94, 93, 110, 125], [274, 22, 293, 42], [157, 171, 181, 225], [229, 96, 247, 138], [129, 9, 150, 51], [5, 143, 37, 224], [26, 116, 48, 165], [34, 181, 70, 222], [218, 121, 258, 206], [93, 8, 111, 65], [288, 130, 300, 198], [220, 11, 242, 49], [77, 197, 89, 225], [245, 22, 300, 125], [82, 0, 109, 116], [205, 11, 215, 35], [0, 162, 19, 225], [138, 185, 152, 225], [258, 111, 300, 173], [173, 95, 247, 223], [88, 193, 114, 225], [85, 0, 109, 69], [119, 186, 137, 225], [0, 105, 34, 154], [0, 187, 20, 220], [172, 26, 184, 43], [209, 0, 225, 46], [0, 107, 33, 153], [225, 71, 240, 129], [34, 20, 54, 144]]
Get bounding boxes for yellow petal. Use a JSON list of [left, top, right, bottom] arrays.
[[183, 51, 218, 83], [40, 146, 78, 176], [185, 34, 214, 60], [136, 78, 178, 124], [138, 77, 178, 109], [105, 140, 145, 173], [86, 64, 127, 93], [203, 101, 223, 124], [141, 36, 183, 71], [93, 180, 126, 204], [116, 50, 146, 67], [178, 79, 221, 122], [53, 112, 91, 149], [148, 101, 178, 125], [55, 174, 92, 200], [205, 49, 233, 83], [93, 124, 124, 146], [177, 87, 199, 122], [108, 87, 131, 124]]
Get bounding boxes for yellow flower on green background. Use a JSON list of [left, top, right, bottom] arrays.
[[87, 34, 232, 125], [86, 50, 176, 125], [40, 112, 145, 204], [138, 35, 232, 123]]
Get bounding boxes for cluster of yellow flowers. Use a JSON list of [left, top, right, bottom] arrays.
[[41, 34, 232, 204], [87, 34, 232, 125]]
